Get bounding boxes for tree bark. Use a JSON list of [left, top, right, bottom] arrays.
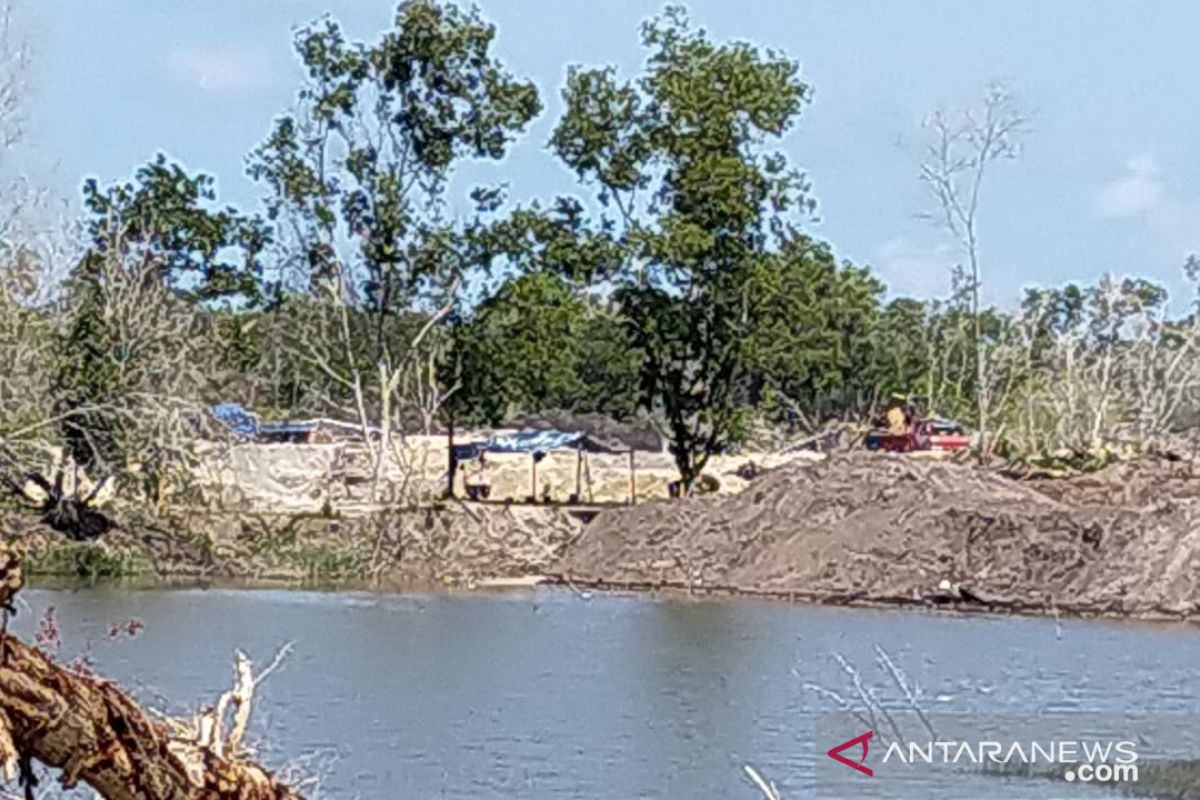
[[0, 544, 305, 800]]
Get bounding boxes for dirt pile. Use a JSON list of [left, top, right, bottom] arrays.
[[1024, 457, 1200, 507], [553, 453, 1200, 617]]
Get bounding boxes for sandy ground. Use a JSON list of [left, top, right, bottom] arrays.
[[456, 447, 821, 503], [190, 436, 823, 511], [552, 453, 1200, 618]]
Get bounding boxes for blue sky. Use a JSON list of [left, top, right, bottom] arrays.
[[17, 1, 1200, 307]]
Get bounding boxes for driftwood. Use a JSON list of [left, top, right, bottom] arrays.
[[0, 542, 305, 800], [0, 442, 115, 541]]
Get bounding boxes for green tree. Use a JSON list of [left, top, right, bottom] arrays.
[[551, 6, 812, 489], [461, 272, 587, 422], [742, 236, 883, 423], [862, 298, 931, 408], [247, 0, 540, 485], [80, 154, 268, 304], [457, 272, 640, 423], [474, 197, 627, 288], [575, 309, 642, 420], [55, 158, 265, 481]]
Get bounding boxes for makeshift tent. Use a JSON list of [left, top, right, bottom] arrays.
[[210, 403, 316, 442], [449, 429, 637, 504], [452, 430, 586, 462], [484, 430, 584, 453], [506, 412, 663, 452]]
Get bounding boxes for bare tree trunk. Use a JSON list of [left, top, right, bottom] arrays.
[[446, 411, 457, 499], [971, 254, 988, 456], [918, 83, 1026, 458]]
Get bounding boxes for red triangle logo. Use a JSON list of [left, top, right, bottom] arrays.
[[827, 730, 874, 776]]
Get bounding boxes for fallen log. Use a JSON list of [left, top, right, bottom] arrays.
[[0, 542, 305, 800]]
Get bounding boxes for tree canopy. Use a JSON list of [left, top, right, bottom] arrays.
[[550, 6, 819, 486], [7, 0, 1200, 504]]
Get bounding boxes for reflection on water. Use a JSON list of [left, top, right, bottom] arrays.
[[13, 587, 1200, 799]]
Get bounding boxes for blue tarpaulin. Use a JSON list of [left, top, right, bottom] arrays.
[[452, 430, 585, 462], [211, 403, 259, 438], [484, 430, 583, 453], [260, 420, 316, 437], [211, 403, 315, 441], [452, 442, 484, 461]]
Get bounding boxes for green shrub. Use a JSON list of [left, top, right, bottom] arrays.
[[27, 541, 152, 581]]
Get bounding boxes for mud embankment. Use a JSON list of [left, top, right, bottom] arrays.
[[552, 454, 1200, 619], [10, 453, 1200, 618], [4, 501, 580, 588]]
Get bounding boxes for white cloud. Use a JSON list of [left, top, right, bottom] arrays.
[[167, 46, 272, 94], [874, 236, 958, 298], [1095, 155, 1165, 218], [1095, 155, 1200, 258]]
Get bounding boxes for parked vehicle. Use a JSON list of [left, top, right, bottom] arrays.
[[864, 417, 969, 453], [922, 417, 970, 451]]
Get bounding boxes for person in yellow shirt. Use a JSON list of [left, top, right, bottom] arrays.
[[886, 394, 909, 435]]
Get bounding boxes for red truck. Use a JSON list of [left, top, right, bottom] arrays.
[[865, 417, 969, 453]]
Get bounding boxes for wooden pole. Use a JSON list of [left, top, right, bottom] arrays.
[[628, 449, 636, 505], [584, 452, 594, 503], [574, 444, 583, 502], [446, 413, 456, 498], [531, 453, 538, 502]]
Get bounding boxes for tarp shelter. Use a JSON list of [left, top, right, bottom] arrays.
[[506, 412, 664, 452], [211, 403, 258, 439], [210, 403, 316, 443], [451, 429, 637, 504], [485, 430, 585, 454], [452, 430, 586, 462]]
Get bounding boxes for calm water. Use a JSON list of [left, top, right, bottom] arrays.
[[13, 587, 1200, 799]]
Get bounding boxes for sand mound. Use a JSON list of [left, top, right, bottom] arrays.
[[554, 453, 1200, 617], [1024, 457, 1200, 507]]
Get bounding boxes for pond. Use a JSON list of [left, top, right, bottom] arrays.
[[16, 587, 1200, 799]]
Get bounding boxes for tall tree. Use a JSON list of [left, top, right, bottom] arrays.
[[862, 298, 932, 411], [552, 6, 812, 489], [917, 83, 1027, 454], [742, 236, 883, 424], [53, 158, 267, 494], [247, 0, 540, 492], [0, 0, 72, 440], [80, 155, 268, 303]]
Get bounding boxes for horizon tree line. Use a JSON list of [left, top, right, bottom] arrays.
[[2, 0, 1199, 504]]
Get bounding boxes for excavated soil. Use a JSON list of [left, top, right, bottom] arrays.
[[14, 452, 1200, 617], [553, 453, 1200, 618]]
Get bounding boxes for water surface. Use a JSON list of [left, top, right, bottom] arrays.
[[15, 587, 1200, 799]]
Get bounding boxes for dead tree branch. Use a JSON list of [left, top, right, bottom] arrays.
[[0, 544, 305, 800]]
